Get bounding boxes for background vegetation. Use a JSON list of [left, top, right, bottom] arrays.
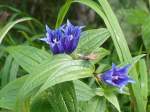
[[0, 0, 150, 112]]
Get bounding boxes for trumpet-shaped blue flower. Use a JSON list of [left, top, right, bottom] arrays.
[[40, 20, 82, 54], [98, 64, 135, 92], [62, 20, 82, 54]]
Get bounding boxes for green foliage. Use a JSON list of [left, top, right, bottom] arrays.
[[31, 82, 77, 112], [0, 76, 27, 110], [55, 0, 73, 28], [142, 17, 150, 52], [6, 45, 51, 73], [74, 80, 95, 101], [0, 17, 32, 44], [77, 28, 110, 54], [0, 0, 149, 112]]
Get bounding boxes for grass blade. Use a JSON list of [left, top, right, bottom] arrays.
[[0, 17, 32, 44]]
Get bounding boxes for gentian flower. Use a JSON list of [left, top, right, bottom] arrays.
[[40, 25, 64, 54], [40, 20, 82, 54], [98, 64, 135, 92], [62, 20, 82, 54]]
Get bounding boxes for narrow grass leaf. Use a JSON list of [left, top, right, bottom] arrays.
[[138, 59, 148, 110], [9, 60, 19, 81], [0, 17, 32, 44], [1, 55, 13, 87], [55, 0, 72, 28]]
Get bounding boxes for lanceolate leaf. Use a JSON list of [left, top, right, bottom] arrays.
[[97, 1, 146, 112], [77, 28, 110, 54], [0, 76, 28, 110], [47, 82, 78, 112], [16, 55, 94, 112], [55, 0, 72, 28], [104, 92, 121, 112], [1, 55, 13, 87], [73, 0, 145, 112], [31, 82, 78, 112], [9, 60, 19, 81], [7, 45, 51, 73], [0, 17, 32, 44], [138, 59, 148, 110]]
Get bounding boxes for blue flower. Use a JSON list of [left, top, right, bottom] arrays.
[[40, 25, 64, 54], [98, 64, 135, 92], [62, 20, 82, 54], [40, 20, 82, 54]]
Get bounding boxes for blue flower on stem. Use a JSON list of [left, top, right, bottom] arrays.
[[62, 20, 83, 54], [98, 64, 135, 92], [40, 20, 82, 54]]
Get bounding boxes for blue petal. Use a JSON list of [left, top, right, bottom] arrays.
[[101, 69, 114, 82], [51, 44, 60, 54], [46, 25, 51, 33], [67, 20, 72, 27], [40, 37, 49, 44], [63, 21, 82, 54], [113, 76, 133, 87], [116, 64, 131, 75], [112, 63, 116, 71], [127, 77, 135, 83]]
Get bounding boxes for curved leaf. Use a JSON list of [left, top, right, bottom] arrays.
[[0, 17, 32, 44], [15, 55, 94, 111]]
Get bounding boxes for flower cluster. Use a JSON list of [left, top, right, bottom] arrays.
[[98, 64, 135, 92], [40, 20, 82, 54]]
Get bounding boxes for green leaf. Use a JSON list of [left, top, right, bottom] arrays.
[[0, 17, 32, 44], [7, 45, 51, 73], [138, 59, 148, 110], [120, 54, 146, 68], [1, 55, 13, 87], [47, 82, 78, 112], [0, 5, 21, 13], [73, 0, 146, 111], [104, 92, 121, 112], [77, 28, 110, 54], [31, 82, 77, 112], [15, 55, 94, 112], [35, 60, 94, 97], [9, 60, 19, 81], [55, 0, 72, 28], [142, 17, 150, 52], [79, 97, 106, 112], [74, 80, 95, 101], [30, 93, 52, 112], [91, 48, 110, 64], [97, 0, 146, 112], [0, 76, 28, 110]]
